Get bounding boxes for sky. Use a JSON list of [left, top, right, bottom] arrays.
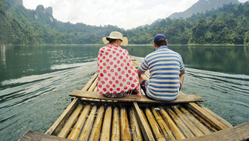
[[23, 0, 248, 30]]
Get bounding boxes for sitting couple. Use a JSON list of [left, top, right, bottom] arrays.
[[97, 31, 185, 101]]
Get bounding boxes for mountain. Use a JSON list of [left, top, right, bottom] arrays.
[[0, 0, 123, 45], [1, 0, 249, 45], [168, 0, 240, 19]]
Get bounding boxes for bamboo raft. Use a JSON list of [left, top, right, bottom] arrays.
[[19, 59, 249, 141]]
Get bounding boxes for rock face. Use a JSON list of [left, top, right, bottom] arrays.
[[36, 5, 45, 13], [35, 5, 53, 16], [169, 0, 240, 19], [34, 5, 54, 23], [46, 7, 53, 16]]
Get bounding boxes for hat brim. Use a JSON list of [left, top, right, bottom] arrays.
[[102, 37, 128, 46]]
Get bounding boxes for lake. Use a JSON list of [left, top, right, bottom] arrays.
[[0, 44, 249, 141]]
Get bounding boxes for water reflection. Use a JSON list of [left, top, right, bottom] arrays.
[[0, 45, 6, 71], [125, 45, 249, 75], [0, 45, 101, 84]]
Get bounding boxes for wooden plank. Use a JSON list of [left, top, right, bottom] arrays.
[[145, 107, 166, 141], [179, 107, 212, 135], [19, 130, 76, 141], [70, 90, 203, 103], [166, 107, 195, 138], [189, 109, 218, 132], [89, 106, 105, 141], [111, 107, 120, 141], [159, 107, 186, 140], [88, 76, 98, 92], [93, 86, 97, 92], [120, 107, 131, 140], [120, 107, 131, 141], [79, 106, 97, 140], [151, 107, 175, 140], [180, 121, 249, 141], [140, 108, 153, 135], [67, 105, 91, 139], [129, 108, 143, 141], [202, 107, 233, 128], [187, 103, 228, 131], [45, 98, 79, 135], [100, 106, 112, 141], [171, 106, 204, 137], [57, 104, 83, 138], [133, 102, 155, 141]]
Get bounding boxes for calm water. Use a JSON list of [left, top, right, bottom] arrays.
[[0, 45, 249, 141]]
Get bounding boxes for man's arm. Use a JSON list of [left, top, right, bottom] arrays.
[[137, 69, 147, 83], [180, 70, 185, 76], [179, 70, 185, 85]]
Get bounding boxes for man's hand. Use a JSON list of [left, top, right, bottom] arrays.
[[137, 69, 143, 77], [180, 70, 185, 76]]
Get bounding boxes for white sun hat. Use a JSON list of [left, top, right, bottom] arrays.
[[102, 31, 128, 46]]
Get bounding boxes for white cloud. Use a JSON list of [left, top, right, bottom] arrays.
[[22, 0, 248, 29]]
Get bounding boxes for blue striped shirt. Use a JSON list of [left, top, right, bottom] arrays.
[[139, 46, 185, 101]]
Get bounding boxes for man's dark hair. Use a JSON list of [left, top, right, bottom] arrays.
[[155, 38, 167, 47]]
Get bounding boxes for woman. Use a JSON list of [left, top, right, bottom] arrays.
[[97, 31, 141, 98]]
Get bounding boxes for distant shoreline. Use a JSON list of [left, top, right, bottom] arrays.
[[1, 44, 248, 47]]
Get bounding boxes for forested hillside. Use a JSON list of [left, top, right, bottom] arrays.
[[168, 0, 239, 19], [0, 0, 123, 45], [1, 0, 249, 45], [125, 2, 249, 45]]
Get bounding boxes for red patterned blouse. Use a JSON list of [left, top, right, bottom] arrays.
[[97, 43, 141, 97]]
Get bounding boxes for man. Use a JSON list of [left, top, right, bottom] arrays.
[[137, 34, 185, 101]]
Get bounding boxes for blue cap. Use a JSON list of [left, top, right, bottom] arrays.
[[154, 34, 167, 42]]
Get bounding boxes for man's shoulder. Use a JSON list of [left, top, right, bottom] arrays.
[[146, 50, 159, 58], [169, 49, 182, 57]]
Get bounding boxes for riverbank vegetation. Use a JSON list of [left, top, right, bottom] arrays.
[[0, 0, 249, 45]]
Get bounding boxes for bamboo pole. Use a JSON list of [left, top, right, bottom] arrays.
[[140, 109, 153, 134], [81, 72, 98, 91], [179, 107, 212, 135], [57, 104, 83, 138], [159, 107, 186, 140], [171, 106, 204, 137], [133, 102, 155, 141], [202, 107, 233, 128], [89, 106, 105, 141], [187, 103, 228, 130], [145, 107, 166, 141], [129, 108, 143, 141], [111, 107, 120, 141], [166, 107, 195, 138], [120, 107, 131, 141], [100, 106, 113, 141], [94, 86, 97, 92], [67, 105, 91, 139], [88, 76, 98, 92], [79, 106, 97, 141], [189, 109, 218, 132], [151, 107, 175, 140]]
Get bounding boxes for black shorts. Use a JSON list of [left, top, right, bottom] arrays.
[[140, 80, 154, 99]]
